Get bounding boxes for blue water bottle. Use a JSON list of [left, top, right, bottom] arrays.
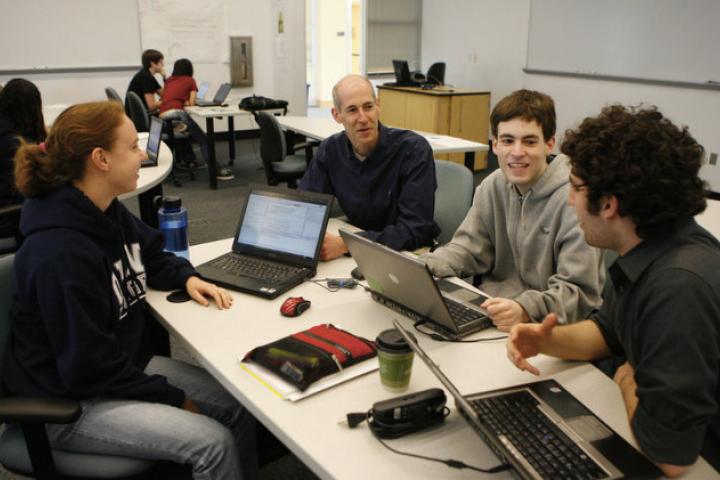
[[154, 196, 189, 259]]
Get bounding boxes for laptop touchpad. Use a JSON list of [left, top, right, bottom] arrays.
[[566, 416, 613, 442]]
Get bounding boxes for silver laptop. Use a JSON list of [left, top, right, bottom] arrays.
[[195, 185, 333, 299], [393, 320, 661, 480], [195, 81, 210, 101], [195, 82, 231, 107], [142, 116, 162, 168], [340, 229, 491, 339]]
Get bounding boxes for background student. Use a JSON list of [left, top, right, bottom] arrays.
[[127, 49, 165, 112], [2, 101, 258, 479], [0, 78, 46, 239]]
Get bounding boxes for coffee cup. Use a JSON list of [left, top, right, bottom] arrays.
[[376, 328, 415, 392]]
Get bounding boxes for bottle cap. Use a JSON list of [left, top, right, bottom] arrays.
[[160, 196, 182, 210]]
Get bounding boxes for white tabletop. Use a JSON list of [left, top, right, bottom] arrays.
[[276, 116, 489, 155], [118, 133, 172, 201], [696, 198, 720, 239], [145, 219, 714, 479], [184, 104, 251, 118]]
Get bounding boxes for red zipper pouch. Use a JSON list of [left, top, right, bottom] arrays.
[[243, 324, 377, 391]]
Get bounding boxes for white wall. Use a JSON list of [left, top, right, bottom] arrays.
[[421, 0, 720, 158], [0, 0, 306, 130]]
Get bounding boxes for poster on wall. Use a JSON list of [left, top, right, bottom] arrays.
[[230, 36, 253, 86], [273, 0, 289, 74], [138, 0, 227, 64]]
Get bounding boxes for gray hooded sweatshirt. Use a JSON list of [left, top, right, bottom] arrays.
[[423, 154, 604, 324]]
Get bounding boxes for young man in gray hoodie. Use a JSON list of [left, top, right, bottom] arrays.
[[423, 89, 604, 331]]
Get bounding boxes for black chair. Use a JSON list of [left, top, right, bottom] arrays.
[[105, 87, 123, 104], [0, 204, 21, 255], [255, 111, 311, 188], [426, 62, 446, 85], [125, 92, 195, 187]]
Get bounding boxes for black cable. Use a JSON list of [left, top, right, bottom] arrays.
[[364, 409, 511, 474], [413, 321, 508, 343]]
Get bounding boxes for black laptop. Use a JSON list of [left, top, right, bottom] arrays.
[[142, 116, 163, 168], [195, 82, 232, 107], [393, 320, 661, 480], [340, 229, 492, 339], [195, 186, 333, 299]]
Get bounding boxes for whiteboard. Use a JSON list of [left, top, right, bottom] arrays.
[[526, 0, 720, 87], [138, 0, 227, 64], [0, 0, 141, 72]]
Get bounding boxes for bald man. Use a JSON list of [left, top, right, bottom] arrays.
[[299, 75, 439, 260]]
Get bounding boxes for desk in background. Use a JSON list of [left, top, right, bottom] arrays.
[[144, 218, 716, 479], [276, 116, 488, 170], [118, 132, 172, 228], [377, 86, 491, 170], [184, 105, 249, 190]]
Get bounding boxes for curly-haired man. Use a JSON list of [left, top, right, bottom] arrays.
[[507, 104, 719, 476]]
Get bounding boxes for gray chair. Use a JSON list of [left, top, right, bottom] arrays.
[[255, 111, 312, 188], [105, 87, 123, 104], [433, 160, 474, 245], [0, 255, 157, 479]]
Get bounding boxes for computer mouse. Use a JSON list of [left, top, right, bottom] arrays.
[[280, 296, 311, 317], [350, 266, 365, 281]]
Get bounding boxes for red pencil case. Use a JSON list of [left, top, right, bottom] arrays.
[[243, 324, 377, 391]]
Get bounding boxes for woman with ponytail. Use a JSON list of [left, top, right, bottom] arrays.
[[4, 101, 258, 480]]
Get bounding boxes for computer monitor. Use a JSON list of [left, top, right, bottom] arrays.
[[392, 60, 413, 84]]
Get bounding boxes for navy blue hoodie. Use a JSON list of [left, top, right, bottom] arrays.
[[2, 185, 196, 406]]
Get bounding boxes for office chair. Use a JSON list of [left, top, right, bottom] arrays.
[[433, 160, 474, 245], [105, 87, 123, 104], [125, 91, 195, 187], [426, 62, 446, 86], [255, 111, 311, 188], [0, 204, 21, 255], [0, 254, 158, 479]]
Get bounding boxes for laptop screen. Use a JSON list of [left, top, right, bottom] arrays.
[[143, 116, 162, 167], [213, 83, 232, 103], [236, 191, 328, 259], [196, 81, 210, 100]]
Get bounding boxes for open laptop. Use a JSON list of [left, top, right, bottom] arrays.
[[195, 186, 333, 299], [340, 229, 492, 339], [195, 81, 210, 102], [142, 116, 163, 168], [393, 320, 661, 480], [195, 82, 231, 107]]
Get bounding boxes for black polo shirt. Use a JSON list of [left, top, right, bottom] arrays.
[[127, 68, 161, 110], [593, 220, 720, 469]]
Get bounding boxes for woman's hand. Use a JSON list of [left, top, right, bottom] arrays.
[[185, 276, 233, 309]]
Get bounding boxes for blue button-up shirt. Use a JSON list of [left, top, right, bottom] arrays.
[[299, 124, 439, 251]]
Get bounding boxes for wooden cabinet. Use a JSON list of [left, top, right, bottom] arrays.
[[377, 86, 490, 169]]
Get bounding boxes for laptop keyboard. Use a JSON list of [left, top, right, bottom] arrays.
[[471, 391, 607, 479], [210, 254, 305, 282], [444, 298, 485, 326]]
